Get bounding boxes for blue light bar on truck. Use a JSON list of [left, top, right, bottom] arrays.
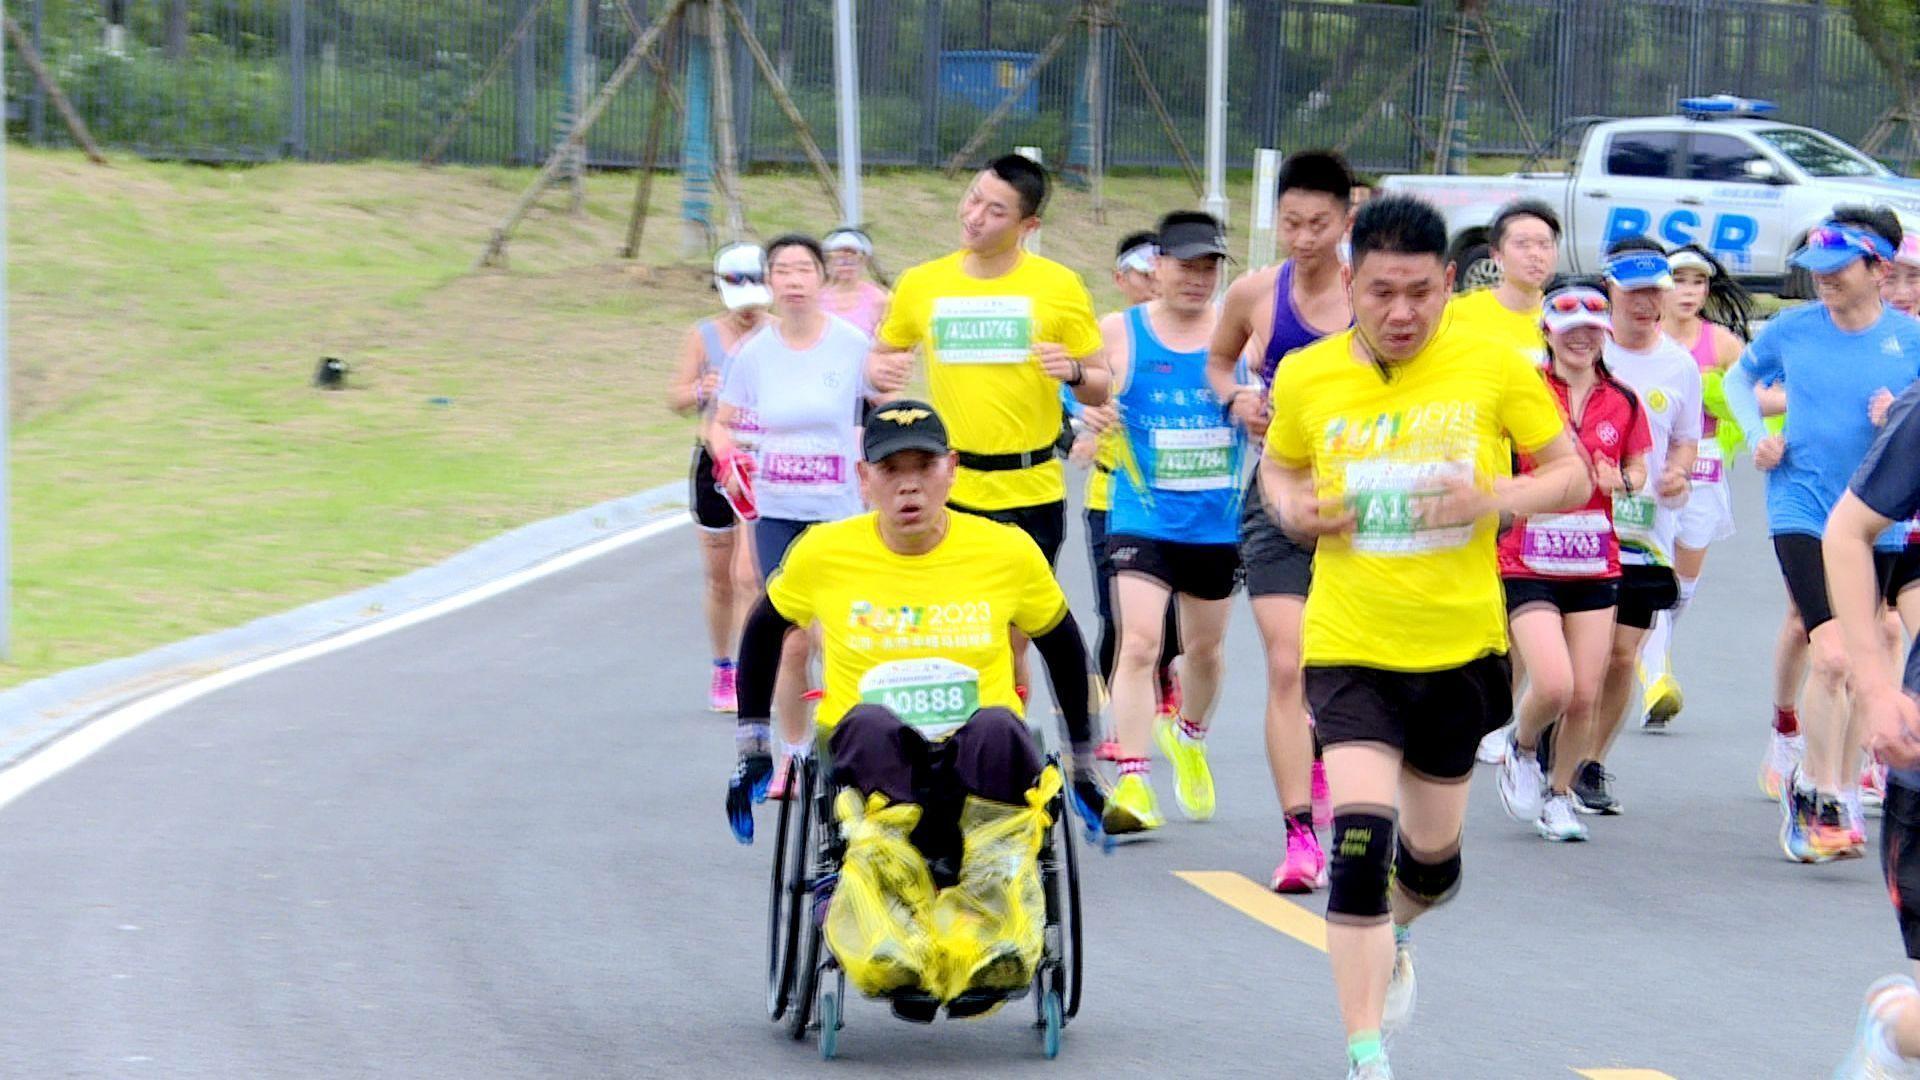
[[1679, 94, 1779, 119]]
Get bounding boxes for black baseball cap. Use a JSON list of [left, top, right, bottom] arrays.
[[863, 399, 950, 463], [1155, 210, 1229, 260]]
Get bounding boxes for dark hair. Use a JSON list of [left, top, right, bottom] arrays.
[[1155, 209, 1223, 236], [1605, 234, 1666, 258], [1830, 203, 1903, 251], [1115, 229, 1158, 261], [986, 153, 1050, 218], [1541, 279, 1644, 437], [1277, 150, 1355, 208], [1668, 243, 1754, 341], [1349, 195, 1448, 267], [1490, 199, 1562, 247], [765, 233, 826, 272]]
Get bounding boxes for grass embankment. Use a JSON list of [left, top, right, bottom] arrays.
[[7, 151, 1232, 685]]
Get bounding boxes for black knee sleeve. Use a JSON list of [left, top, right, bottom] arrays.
[[1326, 811, 1395, 922], [1393, 838, 1463, 909]]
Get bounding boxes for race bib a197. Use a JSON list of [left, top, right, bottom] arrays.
[[1151, 427, 1235, 491], [931, 296, 1033, 365], [857, 658, 981, 735], [1519, 510, 1611, 577], [1343, 460, 1475, 554]]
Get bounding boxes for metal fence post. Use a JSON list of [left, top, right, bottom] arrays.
[[288, 0, 308, 159], [514, 2, 537, 165], [27, 0, 45, 145], [919, 0, 943, 167], [1806, 7, 1826, 133]]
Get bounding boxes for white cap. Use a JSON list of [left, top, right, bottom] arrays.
[[712, 242, 771, 310]]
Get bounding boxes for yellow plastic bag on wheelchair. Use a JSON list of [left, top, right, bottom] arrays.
[[824, 790, 938, 998], [930, 766, 1060, 1002]]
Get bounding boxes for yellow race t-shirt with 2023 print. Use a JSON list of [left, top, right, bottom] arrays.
[[1265, 322, 1567, 673], [765, 510, 1070, 732], [877, 250, 1103, 511]]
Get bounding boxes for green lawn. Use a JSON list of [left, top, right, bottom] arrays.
[[5, 150, 1237, 686]]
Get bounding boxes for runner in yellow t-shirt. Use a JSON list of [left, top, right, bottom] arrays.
[[868, 153, 1109, 567], [1260, 196, 1588, 1079], [725, 400, 1106, 846], [1446, 199, 1561, 362]]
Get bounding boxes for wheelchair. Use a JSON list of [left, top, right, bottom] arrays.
[[763, 726, 1085, 1061]]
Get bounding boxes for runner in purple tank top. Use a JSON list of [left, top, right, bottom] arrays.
[[1205, 151, 1355, 894]]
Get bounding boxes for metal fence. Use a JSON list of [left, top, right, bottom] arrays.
[[5, 0, 1903, 176]]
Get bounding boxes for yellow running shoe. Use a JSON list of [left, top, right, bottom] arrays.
[[1154, 720, 1216, 821], [1641, 674, 1683, 732], [1101, 774, 1163, 835]]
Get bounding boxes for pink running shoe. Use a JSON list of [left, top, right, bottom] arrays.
[[1310, 759, 1332, 831], [1270, 818, 1328, 894], [767, 755, 793, 801], [709, 662, 738, 713]]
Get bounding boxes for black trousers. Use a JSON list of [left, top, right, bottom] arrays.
[[829, 704, 1044, 884]]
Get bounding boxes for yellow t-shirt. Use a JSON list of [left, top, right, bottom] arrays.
[[877, 251, 1103, 511], [1084, 430, 1120, 512], [1264, 323, 1566, 672], [766, 510, 1069, 731], [1447, 289, 1545, 362]]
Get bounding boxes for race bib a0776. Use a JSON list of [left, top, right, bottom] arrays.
[[931, 296, 1033, 365]]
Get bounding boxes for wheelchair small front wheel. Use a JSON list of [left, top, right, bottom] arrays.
[[818, 988, 841, 1060], [1039, 989, 1062, 1059]]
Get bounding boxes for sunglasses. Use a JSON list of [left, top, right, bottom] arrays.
[[1805, 225, 1890, 259], [1546, 291, 1608, 314], [717, 271, 765, 286]]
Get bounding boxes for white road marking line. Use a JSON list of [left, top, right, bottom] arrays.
[[0, 514, 690, 814]]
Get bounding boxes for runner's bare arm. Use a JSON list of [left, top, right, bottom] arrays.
[[866, 338, 915, 395], [1037, 341, 1112, 406], [669, 326, 717, 416], [1487, 432, 1591, 518], [1658, 438, 1698, 499], [1260, 455, 1353, 539], [1097, 312, 1132, 395], [1823, 493, 1920, 765], [1208, 275, 1268, 435]]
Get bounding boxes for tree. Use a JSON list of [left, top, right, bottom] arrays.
[[165, 0, 189, 60], [1835, 0, 1920, 160]]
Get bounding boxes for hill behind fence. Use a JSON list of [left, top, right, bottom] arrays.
[[6, 0, 1900, 177]]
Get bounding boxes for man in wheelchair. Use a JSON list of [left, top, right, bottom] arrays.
[[725, 400, 1104, 1014]]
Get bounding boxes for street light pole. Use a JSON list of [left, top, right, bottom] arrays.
[[832, 0, 861, 226], [1202, 0, 1228, 224]]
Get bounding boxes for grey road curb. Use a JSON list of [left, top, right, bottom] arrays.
[[0, 480, 691, 772]]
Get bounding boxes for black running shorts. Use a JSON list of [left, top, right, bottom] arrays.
[[1304, 654, 1513, 783]]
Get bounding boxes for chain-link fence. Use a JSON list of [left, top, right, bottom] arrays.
[[5, 0, 1903, 177]]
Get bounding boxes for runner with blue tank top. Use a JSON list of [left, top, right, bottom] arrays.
[[1100, 211, 1246, 836], [1206, 151, 1355, 890]]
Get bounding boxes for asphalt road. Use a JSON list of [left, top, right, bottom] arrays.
[[0, 464, 1899, 1079]]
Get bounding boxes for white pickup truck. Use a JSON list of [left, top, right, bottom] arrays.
[[1380, 98, 1920, 297]]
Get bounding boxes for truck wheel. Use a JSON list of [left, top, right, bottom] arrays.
[[1450, 242, 1500, 293], [1784, 264, 1814, 300]]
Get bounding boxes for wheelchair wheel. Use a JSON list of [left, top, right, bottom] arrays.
[[786, 758, 828, 1041], [766, 755, 811, 1022], [1038, 989, 1063, 1059], [1056, 781, 1084, 1019]]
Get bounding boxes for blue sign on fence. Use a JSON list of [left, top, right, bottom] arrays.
[[940, 51, 1039, 116]]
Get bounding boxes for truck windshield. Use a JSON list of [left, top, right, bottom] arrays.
[[1755, 128, 1887, 178]]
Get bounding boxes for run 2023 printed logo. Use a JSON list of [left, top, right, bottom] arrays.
[[847, 599, 997, 651], [1320, 402, 1480, 554]]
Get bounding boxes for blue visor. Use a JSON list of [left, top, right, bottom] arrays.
[[1790, 223, 1895, 274], [1603, 251, 1674, 291]]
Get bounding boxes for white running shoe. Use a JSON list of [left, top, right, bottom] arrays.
[[1477, 723, 1512, 765], [1497, 733, 1547, 824], [1835, 975, 1920, 1079], [1347, 1057, 1395, 1080], [1383, 939, 1417, 1032], [1537, 793, 1589, 842]]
